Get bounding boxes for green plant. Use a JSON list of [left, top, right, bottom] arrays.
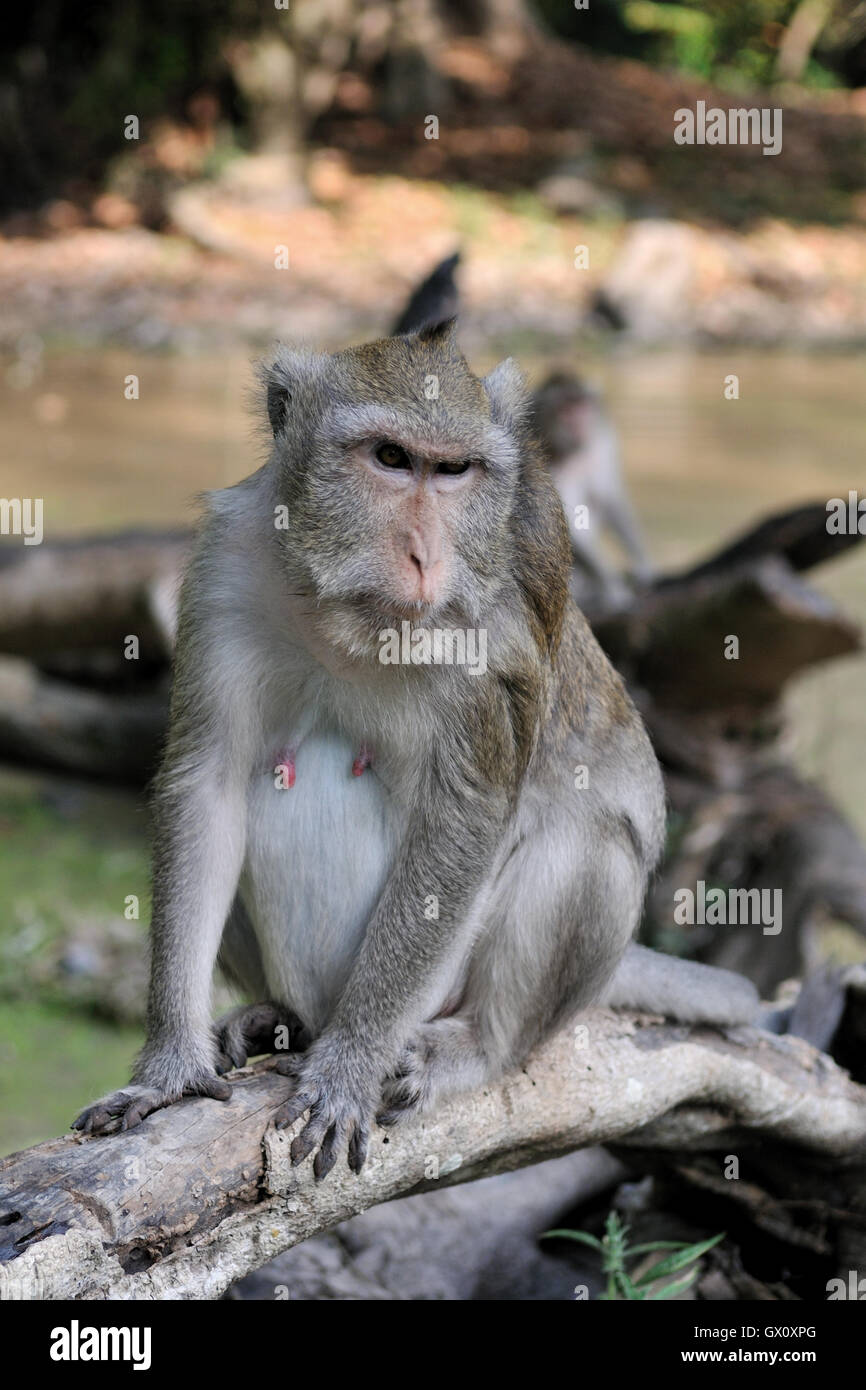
[[542, 1210, 725, 1300]]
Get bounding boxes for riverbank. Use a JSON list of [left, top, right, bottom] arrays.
[[3, 166, 866, 354]]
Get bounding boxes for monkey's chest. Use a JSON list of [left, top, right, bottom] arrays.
[[239, 732, 401, 1032]]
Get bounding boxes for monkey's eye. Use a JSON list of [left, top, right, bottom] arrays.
[[437, 458, 473, 476], [375, 442, 411, 469]]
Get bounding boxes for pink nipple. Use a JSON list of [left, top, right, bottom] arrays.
[[352, 744, 372, 777], [275, 749, 296, 788]]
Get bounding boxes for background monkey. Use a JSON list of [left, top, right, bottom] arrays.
[[530, 371, 654, 608], [74, 321, 758, 1178]]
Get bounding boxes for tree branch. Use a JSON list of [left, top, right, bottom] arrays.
[[1, 1010, 864, 1301]]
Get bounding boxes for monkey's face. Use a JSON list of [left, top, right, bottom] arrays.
[[266, 327, 528, 655], [533, 375, 598, 460], [325, 434, 488, 613]]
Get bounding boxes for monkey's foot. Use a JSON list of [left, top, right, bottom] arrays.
[[377, 1039, 428, 1126], [214, 1001, 307, 1073], [72, 1074, 231, 1136], [271, 1038, 377, 1180], [377, 1018, 484, 1127]]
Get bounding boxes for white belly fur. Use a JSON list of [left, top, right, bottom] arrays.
[[239, 732, 400, 1033]]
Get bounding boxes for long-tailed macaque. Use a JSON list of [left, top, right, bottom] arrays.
[[531, 371, 653, 606], [73, 323, 757, 1178]]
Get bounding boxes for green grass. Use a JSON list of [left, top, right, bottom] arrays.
[[0, 770, 149, 1150], [0, 1000, 142, 1152]]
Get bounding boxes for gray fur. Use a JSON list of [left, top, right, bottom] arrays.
[[73, 330, 758, 1173]]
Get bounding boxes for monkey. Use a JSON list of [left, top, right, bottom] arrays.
[[73, 321, 759, 1179], [530, 371, 654, 609], [390, 251, 460, 336]]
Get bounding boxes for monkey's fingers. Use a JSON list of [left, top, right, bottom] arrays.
[[290, 1103, 331, 1165], [214, 1032, 248, 1073], [375, 1104, 410, 1129], [73, 1085, 167, 1135], [274, 1089, 314, 1131], [185, 1074, 233, 1103], [120, 1093, 168, 1131], [376, 1072, 423, 1128], [215, 1002, 305, 1072], [273, 1053, 303, 1080], [313, 1121, 347, 1181], [72, 1105, 121, 1135], [347, 1120, 369, 1174]]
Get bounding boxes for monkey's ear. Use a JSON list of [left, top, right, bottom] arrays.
[[415, 316, 458, 344], [267, 379, 289, 436], [482, 358, 528, 431], [261, 348, 323, 438]]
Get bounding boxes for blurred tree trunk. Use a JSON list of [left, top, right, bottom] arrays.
[[775, 0, 835, 83], [223, 0, 538, 174]]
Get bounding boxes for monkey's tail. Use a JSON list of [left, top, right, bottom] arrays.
[[603, 943, 759, 1026]]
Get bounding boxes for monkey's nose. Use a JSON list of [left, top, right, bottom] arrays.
[[407, 551, 443, 604]]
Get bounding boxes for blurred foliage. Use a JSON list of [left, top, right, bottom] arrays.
[[0, 772, 148, 1147], [534, 0, 865, 90], [5, 1, 866, 214], [1, 0, 260, 210]]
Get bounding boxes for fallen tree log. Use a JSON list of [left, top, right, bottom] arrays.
[[661, 501, 865, 585], [596, 555, 862, 714], [0, 531, 189, 663], [1, 1009, 865, 1301], [230, 1150, 625, 1301], [0, 656, 167, 782]]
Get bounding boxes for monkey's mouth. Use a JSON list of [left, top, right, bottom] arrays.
[[346, 591, 442, 626]]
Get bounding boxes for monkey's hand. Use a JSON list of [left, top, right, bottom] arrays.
[[272, 1033, 377, 1180], [72, 1069, 231, 1135]]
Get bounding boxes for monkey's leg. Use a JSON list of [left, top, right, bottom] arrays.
[[378, 826, 640, 1124], [213, 897, 308, 1069], [570, 531, 631, 608]]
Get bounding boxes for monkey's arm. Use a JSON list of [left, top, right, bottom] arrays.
[[274, 729, 512, 1179], [73, 590, 254, 1132], [600, 465, 654, 582]]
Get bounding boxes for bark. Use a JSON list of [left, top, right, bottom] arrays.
[[0, 657, 167, 782], [229, 1149, 624, 1300], [596, 555, 862, 715], [1, 1009, 865, 1301], [0, 531, 189, 663]]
